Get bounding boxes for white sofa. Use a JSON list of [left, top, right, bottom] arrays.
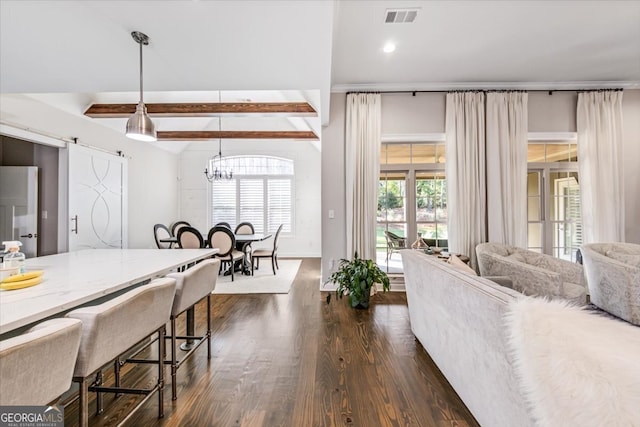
[[476, 242, 587, 304], [401, 249, 640, 427], [581, 242, 640, 325]]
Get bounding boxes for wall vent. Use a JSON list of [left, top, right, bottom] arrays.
[[384, 8, 419, 24]]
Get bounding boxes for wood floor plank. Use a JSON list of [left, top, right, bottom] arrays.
[[63, 258, 479, 427]]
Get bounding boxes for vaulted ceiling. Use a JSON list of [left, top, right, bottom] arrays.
[[1, 0, 639, 151]]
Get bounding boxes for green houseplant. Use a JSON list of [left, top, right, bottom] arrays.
[[326, 252, 390, 308]]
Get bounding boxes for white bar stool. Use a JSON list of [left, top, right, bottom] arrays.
[[0, 318, 82, 406], [66, 278, 176, 427], [166, 258, 220, 399], [129, 259, 220, 400]]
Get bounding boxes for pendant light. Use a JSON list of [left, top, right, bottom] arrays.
[[126, 31, 156, 142]]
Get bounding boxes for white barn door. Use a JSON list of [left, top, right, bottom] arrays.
[[64, 144, 128, 251]]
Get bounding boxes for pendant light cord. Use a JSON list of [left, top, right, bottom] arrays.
[[139, 40, 144, 104]]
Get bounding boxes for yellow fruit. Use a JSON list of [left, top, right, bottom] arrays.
[[1, 270, 44, 284], [0, 276, 42, 290]]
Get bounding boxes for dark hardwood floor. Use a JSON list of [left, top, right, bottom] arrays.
[[64, 258, 479, 427]]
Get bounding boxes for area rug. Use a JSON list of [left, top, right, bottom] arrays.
[[212, 259, 301, 294]]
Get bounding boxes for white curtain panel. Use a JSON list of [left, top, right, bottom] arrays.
[[577, 90, 625, 244], [345, 93, 381, 260], [486, 92, 528, 247], [445, 92, 486, 269]]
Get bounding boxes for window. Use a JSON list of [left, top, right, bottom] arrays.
[[377, 139, 446, 273], [210, 156, 293, 233], [527, 136, 581, 261]]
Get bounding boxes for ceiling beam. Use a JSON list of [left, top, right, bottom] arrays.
[[84, 102, 317, 118], [157, 130, 318, 140]]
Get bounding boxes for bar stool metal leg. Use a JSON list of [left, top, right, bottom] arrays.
[[114, 357, 122, 397], [171, 316, 178, 400], [207, 294, 212, 359], [158, 326, 165, 418], [78, 377, 89, 427], [95, 370, 103, 415]]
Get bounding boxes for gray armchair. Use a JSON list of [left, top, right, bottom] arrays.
[[476, 242, 587, 305], [581, 242, 640, 325]]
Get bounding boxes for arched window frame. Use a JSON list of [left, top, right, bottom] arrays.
[[208, 155, 294, 234]]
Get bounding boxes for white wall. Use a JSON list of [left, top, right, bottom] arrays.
[[622, 90, 640, 243], [321, 89, 640, 282], [179, 140, 321, 257], [0, 95, 180, 249]]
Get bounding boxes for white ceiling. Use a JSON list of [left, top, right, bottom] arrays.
[[332, 0, 640, 91], [1, 0, 639, 150]]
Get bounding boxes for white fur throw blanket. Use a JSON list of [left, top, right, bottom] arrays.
[[506, 298, 640, 427]]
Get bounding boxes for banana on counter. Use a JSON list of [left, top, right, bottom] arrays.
[[0, 270, 45, 290]]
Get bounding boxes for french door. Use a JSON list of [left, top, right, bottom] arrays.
[[377, 169, 447, 273], [527, 168, 581, 261]]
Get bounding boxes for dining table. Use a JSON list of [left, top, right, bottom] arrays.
[[0, 248, 218, 337], [233, 233, 272, 274]]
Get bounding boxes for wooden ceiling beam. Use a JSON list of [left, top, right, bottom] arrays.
[[157, 130, 318, 140], [84, 102, 317, 118]]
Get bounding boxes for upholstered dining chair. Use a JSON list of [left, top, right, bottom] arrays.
[[208, 225, 245, 281], [170, 221, 191, 237], [215, 221, 231, 229], [177, 226, 206, 249], [234, 221, 255, 254], [154, 223, 173, 249], [251, 224, 283, 275], [66, 278, 176, 427], [0, 318, 82, 406]]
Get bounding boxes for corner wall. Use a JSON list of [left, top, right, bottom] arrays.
[[0, 95, 180, 250]]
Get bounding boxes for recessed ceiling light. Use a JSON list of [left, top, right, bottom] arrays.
[[383, 42, 396, 53]]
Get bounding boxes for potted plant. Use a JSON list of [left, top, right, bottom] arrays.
[[325, 252, 390, 308]]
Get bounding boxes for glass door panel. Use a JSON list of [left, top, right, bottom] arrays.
[[377, 172, 407, 273], [415, 172, 447, 248]]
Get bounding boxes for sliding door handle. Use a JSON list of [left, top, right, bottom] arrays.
[[71, 215, 78, 234]]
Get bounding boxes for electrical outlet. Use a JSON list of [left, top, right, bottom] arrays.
[[329, 258, 335, 269], [42, 210, 48, 219]]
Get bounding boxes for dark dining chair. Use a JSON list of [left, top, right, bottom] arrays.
[[170, 221, 191, 237], [251, 224, 283, 275], [208, 225, 245, 281], [153, 224, 173, 249], [215, 222, 231, 229], [176, 226, 205, 249]]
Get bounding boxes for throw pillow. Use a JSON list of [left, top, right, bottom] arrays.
[[447, 255, 477, 276]]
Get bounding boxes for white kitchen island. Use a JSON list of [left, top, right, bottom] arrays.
[[0, 248, 218, 335]]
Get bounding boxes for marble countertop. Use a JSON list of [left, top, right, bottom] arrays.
[[0, 248, 218, 335]]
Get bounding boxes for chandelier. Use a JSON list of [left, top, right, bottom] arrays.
[[204, 117, 233, 181]]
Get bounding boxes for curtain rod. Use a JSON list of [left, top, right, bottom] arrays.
[[346, 88, 624, 95]]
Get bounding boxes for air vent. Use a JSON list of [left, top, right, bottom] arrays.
[[384, 8, 419, 24]]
